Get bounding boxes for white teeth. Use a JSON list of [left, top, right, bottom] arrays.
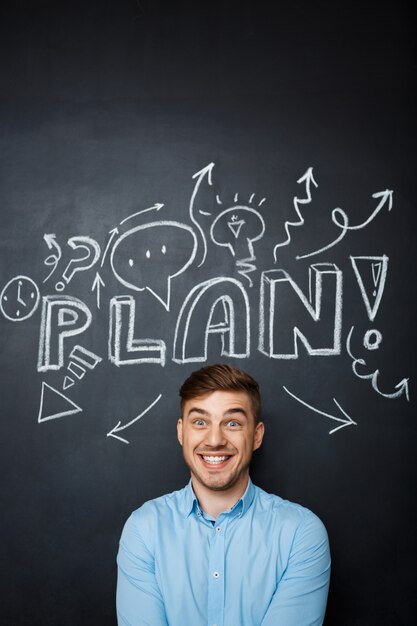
[[202, 455, 229, 464]]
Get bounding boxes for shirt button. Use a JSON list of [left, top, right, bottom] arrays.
[[213, 571, 220, 579], [215, 526, 221, 532]]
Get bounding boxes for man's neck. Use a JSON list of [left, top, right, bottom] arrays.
[[191, 476, 250, 518]]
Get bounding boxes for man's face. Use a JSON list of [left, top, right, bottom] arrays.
[[177, 390, 264, 494]]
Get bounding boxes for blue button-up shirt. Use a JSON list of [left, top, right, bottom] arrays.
[[116, 480, 330, 626]]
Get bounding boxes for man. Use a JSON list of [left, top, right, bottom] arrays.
[[117, 364, 330, 625]]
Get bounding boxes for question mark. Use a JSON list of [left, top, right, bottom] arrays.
[[55, 236, 101, 291]]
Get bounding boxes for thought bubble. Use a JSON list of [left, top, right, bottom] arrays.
[[110, 221, 197, 310]]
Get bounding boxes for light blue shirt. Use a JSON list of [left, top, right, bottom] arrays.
[[116, 480, 330, 626]]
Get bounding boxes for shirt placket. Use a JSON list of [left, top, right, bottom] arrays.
[[206, 515, 228, 626]]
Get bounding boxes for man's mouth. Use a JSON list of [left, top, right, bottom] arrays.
[[202, 455, 229, 464], [198, 454, 232, 467]]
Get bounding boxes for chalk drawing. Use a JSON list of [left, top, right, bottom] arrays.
[[119, 203, 164, 225], [42, 234, 62, 283], [37, 296, 93, 372], [91, 272, 105, 309], [63, 346, 102, 391], [67, 360, 86, 380], [298, 190, 393, 260], [37, 381, 83, 423], [55, 236, 101, 292], [101, 228, 119, 267], [110, 221, 197, 311], [173, 277, 250, 363], [350, 255, 389, 321], [0, 275, 40, 322], [363, 329, 383, 351], [283, 386, 357, 434], [107, 393, 162, 444], [273, 167, 317, 263], [346, 326, 410, 400], [63, 377, 75, 390], [189, 163, 215, 267], [109, 295, 166, 366], [69, 345, 102, 369], [259, 263, 343, 359], [210, 206, 266, 287]]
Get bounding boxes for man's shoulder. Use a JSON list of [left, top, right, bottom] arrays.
[[252, 483, 327, 534], [129, 484, 189, 522]]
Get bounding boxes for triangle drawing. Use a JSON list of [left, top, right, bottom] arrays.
[[37, 381, 83, 423], [350, 255, 389, 322], [227, 219, 245, 239], [63, 376, 75, 391]]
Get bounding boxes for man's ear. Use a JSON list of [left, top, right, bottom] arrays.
[[253, 421, 265, 451], [177, 418, 183, 446]]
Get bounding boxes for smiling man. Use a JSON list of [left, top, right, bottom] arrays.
[[116, 364, 330, 626]]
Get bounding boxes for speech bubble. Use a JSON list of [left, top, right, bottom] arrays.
[[110, 221, 197, 311]]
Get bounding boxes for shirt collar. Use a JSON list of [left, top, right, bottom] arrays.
[[182, 478, 255, 519]]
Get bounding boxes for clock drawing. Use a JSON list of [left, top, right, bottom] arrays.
[[0, 275, 40, 322]]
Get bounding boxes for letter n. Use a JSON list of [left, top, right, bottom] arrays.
[[259, 263, 342, 359], [173, 277, 250, 363]]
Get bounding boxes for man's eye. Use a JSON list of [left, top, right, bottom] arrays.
[[194, 419, 205, 426], [227, 420, 240, 427]]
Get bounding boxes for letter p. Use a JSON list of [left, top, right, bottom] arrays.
[[38, 296, 92, 372]]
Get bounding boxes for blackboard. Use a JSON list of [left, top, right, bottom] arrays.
[[1, 1, 416, 624]]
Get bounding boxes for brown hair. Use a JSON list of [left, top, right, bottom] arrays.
[[179, 363, 261, 423]]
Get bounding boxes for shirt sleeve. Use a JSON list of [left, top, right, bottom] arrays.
[[116, 511, 168, 626], [261, 511, 331, 626]]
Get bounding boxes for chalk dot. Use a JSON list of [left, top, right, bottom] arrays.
[[16, 310, 20, 317], [146, 250, 151, 259], [3, 295, 7, 301], [363, 329, 382, 351], [162, 245, 166, 254], [129, 258, 134, 267], [30, 292, 35, 299]]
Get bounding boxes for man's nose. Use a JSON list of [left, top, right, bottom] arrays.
[[206, 425, 227, 448]]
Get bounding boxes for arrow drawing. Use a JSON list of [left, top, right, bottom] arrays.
[[43, 233, 62, 283], [189, 163, 215, 267], [283, 386, 357, 435], [298, 189, 393, 260], [107, 393, 162, 444], [346, 326, 410, 401], [100, 227, 119, 267], [119, 203, 164, 225], [273, 167, 318, 263], [91, 271, 105, 309]]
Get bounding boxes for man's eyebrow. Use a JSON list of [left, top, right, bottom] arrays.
[[186, 407, 209, 417], [225, 407, 248, 418]]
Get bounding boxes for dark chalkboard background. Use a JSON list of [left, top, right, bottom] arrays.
[[1, 1, 416, 624]]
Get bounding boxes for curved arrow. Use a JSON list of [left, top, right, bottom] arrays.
[[346, 326, 410, 401], [273, 167, 317, 263], [119, 203, 164, 225], [298, 189, 393, 260], [100, 227, 119, 267], [283, 386, 357, 435], [107, 393, 162, 444], [43, 233, 62, 283], [189, 163, 214, 267]]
